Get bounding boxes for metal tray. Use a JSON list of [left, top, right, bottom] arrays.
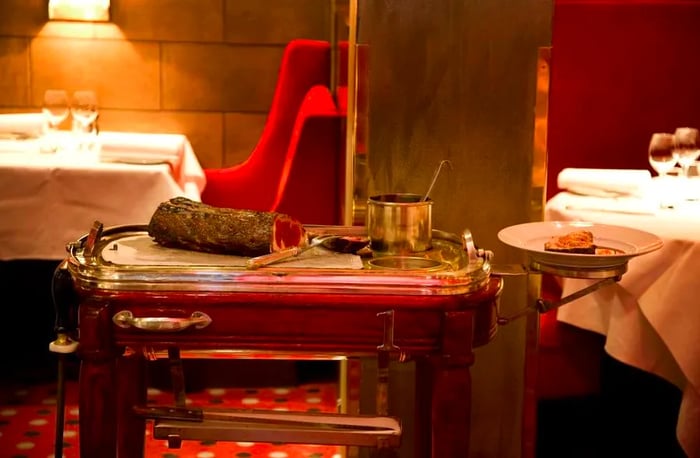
[[64, 224, 492, 296]]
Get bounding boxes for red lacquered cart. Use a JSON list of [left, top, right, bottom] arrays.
[[52, 223, 503, 458]]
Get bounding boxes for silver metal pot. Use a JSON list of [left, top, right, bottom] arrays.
[[366, 193, 433, 254]]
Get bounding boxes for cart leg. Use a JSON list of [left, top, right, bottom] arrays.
[[430, 359, 471, 458], [372, 311, 400, 458], [430, 310, 475, 458], [80, 357, 118, 457], [54, 351, 67, 457], [117, 347, 147, 457], [78, 301, 119, 458]]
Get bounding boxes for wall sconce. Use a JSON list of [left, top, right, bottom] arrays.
[[49, 0, 110, 22]]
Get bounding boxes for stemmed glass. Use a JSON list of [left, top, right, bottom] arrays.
[[648, 132, 678, 208], [672, 127, 700, 179], [71, 90, 98, 130], [41, 89, 70, 152], [71, 90, 99, 155], [648, 133, 677, 177]]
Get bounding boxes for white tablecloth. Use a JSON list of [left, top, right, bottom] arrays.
[[545, 189, 700, 457], [0, 130, 206, 260]]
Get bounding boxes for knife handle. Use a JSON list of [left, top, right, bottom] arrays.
[[245, 245, 304, 270]]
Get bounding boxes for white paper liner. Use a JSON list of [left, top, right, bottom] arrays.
[[101, 235, 364, 270]]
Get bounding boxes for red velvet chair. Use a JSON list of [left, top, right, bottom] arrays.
[[271, 84, 344, 224], [201, 39, 344, 225]]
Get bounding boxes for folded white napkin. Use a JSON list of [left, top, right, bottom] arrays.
[[0, 139, 40, 154], [98, 131, 182, 169], [0, 113, 44, 137], [558, 168, 652, 197], [563, 194, 658, 215]]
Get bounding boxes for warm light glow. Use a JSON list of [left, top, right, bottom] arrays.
[[48, 0, 110, 22]]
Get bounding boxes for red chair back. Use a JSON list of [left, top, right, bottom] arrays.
[[201, 39, 342, 224], [273, 85, 343, 224]]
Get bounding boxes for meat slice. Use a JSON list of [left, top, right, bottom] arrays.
[[148, 197, 307, 257], [544, 230, 596, 254]]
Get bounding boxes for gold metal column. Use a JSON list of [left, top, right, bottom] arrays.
[[344, 1, 553, 456]]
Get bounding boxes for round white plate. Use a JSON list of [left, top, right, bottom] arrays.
[[497, 221, 663, 268]]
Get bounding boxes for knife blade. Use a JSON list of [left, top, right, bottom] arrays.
[[133, 405, 400, 433], [245, 234, 338, 270]]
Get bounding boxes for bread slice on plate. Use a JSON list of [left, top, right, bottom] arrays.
[[544, 230, 596, 254]]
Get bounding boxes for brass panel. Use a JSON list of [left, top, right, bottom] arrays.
[[0, 38, 31, 107], [111, 0, 223, 42], [223, 0, 331, 44], [522, 46, 551, 458], [31, 37, 160, 110], [531, 47, 551, 223], [346, 1, 553, 456], [161, 43, 283, 112], [0, 0, 45, 36]]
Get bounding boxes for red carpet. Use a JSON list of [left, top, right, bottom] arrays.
[[0, 380, 341, 458]]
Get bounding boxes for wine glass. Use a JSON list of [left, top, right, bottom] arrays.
[[648, 133, 677, 177], [42, 89, 70, 128], [41, 89, 69, 152], [672, 127, 700, 179], [71, 90, 98, 129], [71, 90, 99, 156], [648, 132, 678, 208]]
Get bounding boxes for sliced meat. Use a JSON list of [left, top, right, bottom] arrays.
[[544, 230, 596, 254], [148, 197, 307, 257]]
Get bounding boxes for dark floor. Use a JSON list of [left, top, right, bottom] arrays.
[[3, 355, 689, 458], [0, 368, 342, 458], [537, 354, 687, 458]]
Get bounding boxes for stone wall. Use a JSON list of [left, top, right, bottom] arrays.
[[0, 0, 334, 168]]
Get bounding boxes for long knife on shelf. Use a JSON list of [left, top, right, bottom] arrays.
[[134, 405, 401, 433]]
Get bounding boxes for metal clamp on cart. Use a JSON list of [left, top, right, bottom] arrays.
[[494, 220, 662, 324]]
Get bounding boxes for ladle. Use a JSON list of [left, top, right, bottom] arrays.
[[422, 160, 453, 201]]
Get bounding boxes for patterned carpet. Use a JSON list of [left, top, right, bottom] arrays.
[[0, 379, 341, 458]]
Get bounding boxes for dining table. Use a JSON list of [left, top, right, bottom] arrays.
[[0, 118, 209, 402], [0, 127, 206, 261], [544, 176, 700, 457]]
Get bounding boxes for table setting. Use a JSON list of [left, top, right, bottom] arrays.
[[0, 112, 45, 152], [544, 131, 700, 457], [0, 95, 206, 261]]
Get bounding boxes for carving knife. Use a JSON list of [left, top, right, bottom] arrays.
[[245, 234, 337, 270], [133, 405, 400, 433]]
